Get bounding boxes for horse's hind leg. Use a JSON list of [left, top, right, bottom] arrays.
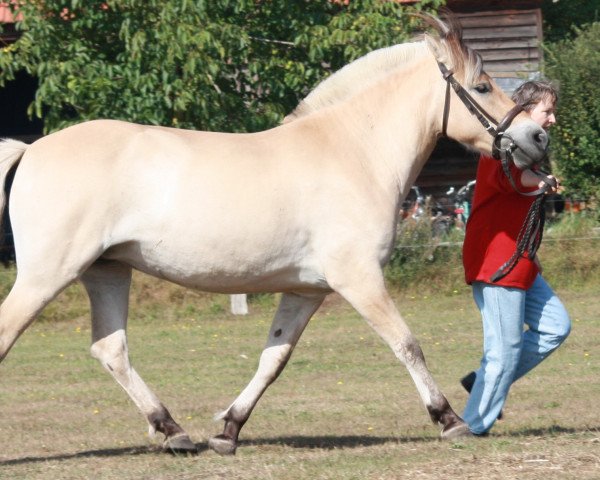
[[81, 261, 196, 454], [209, 292, 325, 455], [0, 275, 72, 362]]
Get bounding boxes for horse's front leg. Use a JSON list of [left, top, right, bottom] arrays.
[[209, 292, 325, 455], [82, 261, 197, 454], [327, 262, 471, 439]]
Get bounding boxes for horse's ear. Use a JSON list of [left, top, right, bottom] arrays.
[[415, 12, 448, 63], [419, 9, 462, 40], [416, 10, 464, 69], [424, 34, 447, 64]]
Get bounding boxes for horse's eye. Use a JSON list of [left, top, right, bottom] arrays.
[[474, 83, 491, 94]]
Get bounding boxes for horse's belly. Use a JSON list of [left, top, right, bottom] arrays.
[[103, 238, 330, 294]]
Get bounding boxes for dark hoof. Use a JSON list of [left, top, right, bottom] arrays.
[[208, 434, 237, 456], [441, 421, 473, 440], [163, 433, 198, 454]]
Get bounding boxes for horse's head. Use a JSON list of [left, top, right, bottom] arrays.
[[423, 14, 548, 169]]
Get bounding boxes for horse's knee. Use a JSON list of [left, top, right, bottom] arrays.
[[394, 334, 425, 367], [90, 331, 129, 374]]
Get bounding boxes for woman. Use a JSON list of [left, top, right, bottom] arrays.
[[460, 80, 571, 435]]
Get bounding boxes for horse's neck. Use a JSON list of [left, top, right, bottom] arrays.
[[323, 56, 442, 202]]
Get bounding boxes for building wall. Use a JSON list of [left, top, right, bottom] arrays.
[[0, 71, 43, 142], [458, 8, 543, 92]]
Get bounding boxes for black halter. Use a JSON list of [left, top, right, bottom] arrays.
[[437, 60, 557, 282], [437, 61, 524, 161]]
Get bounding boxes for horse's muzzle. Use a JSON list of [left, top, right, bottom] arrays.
[[499, 122, 548, 170]]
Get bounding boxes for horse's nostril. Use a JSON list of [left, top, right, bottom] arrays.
[[533, 131, 548, 148]]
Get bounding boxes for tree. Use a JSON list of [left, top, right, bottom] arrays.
[[0, 0, 442, 134], [542, 0, 599, 42], [543, 22, 600, 202]]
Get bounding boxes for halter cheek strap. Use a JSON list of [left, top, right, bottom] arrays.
[[439, 61, 499, 138], [495, 104, 525, 135], [437, 60, 525, 147]]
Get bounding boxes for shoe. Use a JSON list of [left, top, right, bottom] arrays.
[[460, 371, 477, 392], [460, 371, 504, 420]]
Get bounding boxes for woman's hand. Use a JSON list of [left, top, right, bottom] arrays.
[[521, 169, 560, 193], [538, 174, 560, 194]]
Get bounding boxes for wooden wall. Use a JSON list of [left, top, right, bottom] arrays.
[[458, 9, 542, 91], [417, 140, 479, 194]]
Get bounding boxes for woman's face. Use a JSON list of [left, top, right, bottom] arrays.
[[529, 98, 556, 130]]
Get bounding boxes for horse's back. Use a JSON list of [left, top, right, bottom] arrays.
[[9, 120, 326, 288]]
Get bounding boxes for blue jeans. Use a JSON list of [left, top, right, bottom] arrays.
[[463, 274, 571, 434]]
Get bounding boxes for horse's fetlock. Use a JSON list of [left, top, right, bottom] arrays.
[[148, 405, 184, 438], [427, 398, 457, 426]]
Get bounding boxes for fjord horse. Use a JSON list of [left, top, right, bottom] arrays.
[[0, 16, 547, 454]]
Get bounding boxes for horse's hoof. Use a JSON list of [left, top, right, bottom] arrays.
[[163, 433, 198, 454], [441, 421, 473, 440], [208, 434, 237, 455]]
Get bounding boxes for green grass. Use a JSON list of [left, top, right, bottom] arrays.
[[0, 269, 598, 479]]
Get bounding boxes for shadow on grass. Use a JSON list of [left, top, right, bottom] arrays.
[[0, 445, 166, 466], [239, 434, 440, 450], [503, 424, 600, 437], [2, 425, 598, 466], [0, 434, 434, 466]]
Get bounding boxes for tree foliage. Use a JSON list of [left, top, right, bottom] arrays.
[[0, 0, 442, 134], [543, 22, 600, 201], [542, 0, 599, 42]]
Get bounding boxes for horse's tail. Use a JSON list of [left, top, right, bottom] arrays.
[[0, 139, 28, 265]]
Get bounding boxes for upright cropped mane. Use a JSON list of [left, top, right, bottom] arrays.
[[283, 42, 427, 122], [284, 13, 483, 123], [422, 13, 483, 86]]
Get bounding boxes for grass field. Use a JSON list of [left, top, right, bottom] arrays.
[[0, 268, 598, 480]]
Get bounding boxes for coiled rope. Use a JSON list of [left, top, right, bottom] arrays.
[[489, 192, 547, 282]]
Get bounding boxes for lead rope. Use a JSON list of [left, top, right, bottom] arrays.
[[489, 149, 556, 282], [489, 192, 546, 283]]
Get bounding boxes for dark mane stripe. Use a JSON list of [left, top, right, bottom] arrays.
[[420, 12, 483, 85]]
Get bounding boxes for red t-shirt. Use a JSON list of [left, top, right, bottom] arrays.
[[462, 155, 540, 289]]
